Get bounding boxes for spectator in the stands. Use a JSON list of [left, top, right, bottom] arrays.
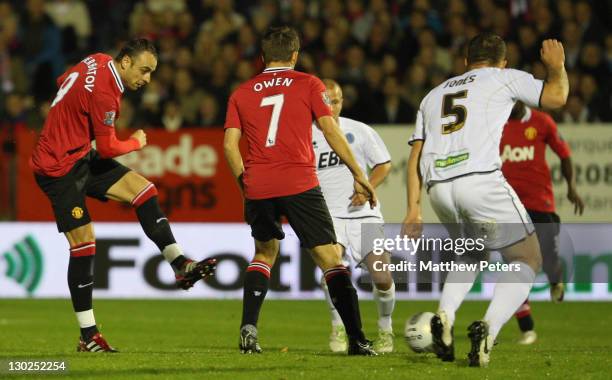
[[18, 0, 64, 102], [45, 0, 92, 60], [563, 95, 589, 123], [174, 68, 205, 126], [381, 76, 415, 124], [1, 0, 610, 128], [161, 100, 184, 132], [196, 93, 223, 127]]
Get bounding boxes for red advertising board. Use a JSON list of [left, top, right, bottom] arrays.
[[16, 128, 244, 222]]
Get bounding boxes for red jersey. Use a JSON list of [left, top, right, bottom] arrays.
[[500, 108, 571, 213], [31, 53, 128, 177], [224, 67, 333, 199]]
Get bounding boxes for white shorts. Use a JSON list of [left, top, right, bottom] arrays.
[[429, 170, 534, 250], [333, 216, 385, 268]]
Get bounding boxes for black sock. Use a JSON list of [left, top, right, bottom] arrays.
[[515, 300, 534, 332], [171, 256, 188, 272], [135, 196, 176, 252], [67, 248, 98, 340], [517, 314, 535, 332], [68, 255, 94, 311], [80, 325, 98, 340], [324, 266, 365, 342], [241, 261, 271, 327]]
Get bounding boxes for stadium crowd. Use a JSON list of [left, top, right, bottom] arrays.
[[0, 0, 610, 134], [2, 0, 610, 218]]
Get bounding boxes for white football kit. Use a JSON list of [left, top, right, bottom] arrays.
[[409, 68, 544, 248], [313, 117, 391, 266]]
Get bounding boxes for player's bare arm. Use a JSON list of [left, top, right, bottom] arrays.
[[350, 162, 390, 207], [561, 157, 584, 215], [223, 128, 245, 191], [316, 115, 377, 208], [540, 39, 569, 109], [402, 140, 423, 238]]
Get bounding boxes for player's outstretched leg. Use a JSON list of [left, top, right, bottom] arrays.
[[515, 300, 537, 345], [130, 183, 216, 288], [107, 172, 216, 289], [66, 224, 117, 352], [312, 244, 376, 356], [431, 311, 454, 361], [533, 214, 564, 303], [475, 234, 541, 367], [433, 262, 480, 362], [467, 320, 494, 367], [321, 276, 348, 352], [239, 239, 278, 354], [372, 283, 395, 353], [366, 252, 395, 353]]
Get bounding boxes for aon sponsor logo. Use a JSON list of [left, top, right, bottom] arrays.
[[501, 145, 534, 162]]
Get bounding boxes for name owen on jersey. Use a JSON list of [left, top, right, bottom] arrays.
[[253, 77, 294, 92]]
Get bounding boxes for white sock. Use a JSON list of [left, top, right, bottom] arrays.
[[321, 276, 344, 327], [373, 282, 395, 332], [438, 268, 480, 326], [162, 243, 183, 264], [484, 261, 536, 340], [75, 309, 96, 328]]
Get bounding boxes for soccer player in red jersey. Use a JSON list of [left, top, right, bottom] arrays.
[[501, 101, 584, 344], [31, 39, 216, 352], [224, 26, 377, 355]]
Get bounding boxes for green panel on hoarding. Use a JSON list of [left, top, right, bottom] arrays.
[[4, 252, 16, 277], [574, 253, 612, 292], [25, 235, 44, 293], [14, 243, 31, 285]]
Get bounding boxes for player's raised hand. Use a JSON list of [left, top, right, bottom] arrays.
[[540, 39, 565, 70], [401, 212, 423, 239], [353, 175, 377, 209], [131, 129, 147, 148]]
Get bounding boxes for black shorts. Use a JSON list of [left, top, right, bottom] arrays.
[[527, 209, 561, 234], [244, 186, 336, 249], [35, 149, 131, 232], [527, 209, 562, 276]]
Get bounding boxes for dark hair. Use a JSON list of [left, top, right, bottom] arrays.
[[115, 38, 158, 62], [261, 26, 300, 63], [466, 33, 506, 65]]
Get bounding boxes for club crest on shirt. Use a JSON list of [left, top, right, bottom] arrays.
[[524, 126, 537, 140], [345, 132, 355, 144], [104, 111, 116, 126]]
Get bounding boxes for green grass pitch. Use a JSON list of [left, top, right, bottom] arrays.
[[0, 299, 610, 379]]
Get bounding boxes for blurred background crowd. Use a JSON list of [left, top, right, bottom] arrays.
[[0, 0, 610, 219], [0, 0, 610, 133]]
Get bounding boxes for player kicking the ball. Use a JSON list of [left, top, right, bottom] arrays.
[[501, 101, 584, 344], [31, 39, 216, 352], [314, 80, 396, 353], [224, 27, 377, 356], [403, 33, 568, 366]]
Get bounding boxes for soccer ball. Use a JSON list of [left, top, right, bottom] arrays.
[[404, 312, 435, 353]]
